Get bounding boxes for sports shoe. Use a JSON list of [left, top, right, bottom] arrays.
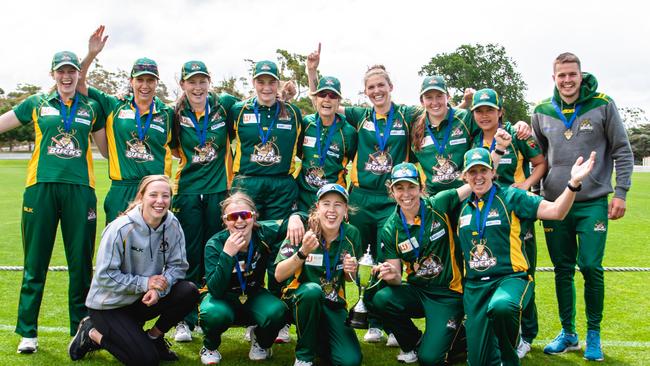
[[516, 338, 531, 359], [151, 336, 179, 361], [200, 347, 222, 365], [69, 316, 100, 360], [275, 324, 291, 344], [364, 327, 384, 343], [397, 349, 418, 363], [584, 330, 604, 361], [244, 325, 257, 342], [543, 329, 580, 354], [386, 333, 399, 347], [294, 359, 313, 366], [249, 332, 272, 360], [174, 321, 192, 342], [17, 337, 38, 354]]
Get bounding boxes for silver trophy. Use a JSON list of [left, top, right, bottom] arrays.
[[348, 245, 381, 329]]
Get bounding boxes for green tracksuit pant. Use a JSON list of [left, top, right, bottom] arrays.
[[104, 180, 140, 224], [520, 220, 538, 343], [232, 175, 298, 221]]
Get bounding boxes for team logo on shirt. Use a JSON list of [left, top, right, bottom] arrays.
[[594, 221, 607, 232], [192, 140, 218, 165], [579, 119, 593, 132], [305, 165, 328, 188], [469, 239, 497, 271], [488, 209, 499, 218], [250, 138, 282, 166], [526, 138, 537, 149], [523, 228, 534, 241], [47, 127, 82, 159], [413, 254, 443, 279], [77, 108, 91, 118], [280, 241, 296, 257], [329, 142, 340, 152], [451, 127, 463, 137], [87, 208, 97, 221], [125, 134, 155, 162], [431, 154, 459, 184], [393, 119, 403, 129], [364, 147, 393, 175]]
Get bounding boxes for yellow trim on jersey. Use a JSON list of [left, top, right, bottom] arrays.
[[106, 111, 122, 180], [509, 212, 528, 273], [25, 108, 41, 187], [232, 106, 248, 174], [164, 146, 173, 177], [86, 133, 96, 189], [350, 153, 359, 187], [432, 210, 463, 294], [173, 146, 188, 195], [225, 136, 233, 189], [513, 150, 526, 184]]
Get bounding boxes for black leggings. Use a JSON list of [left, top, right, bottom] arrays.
[[89, 281, 199, 366]]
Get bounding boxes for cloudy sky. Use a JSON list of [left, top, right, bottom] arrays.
[[2, 0, 648, 115]]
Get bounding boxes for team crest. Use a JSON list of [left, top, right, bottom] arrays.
[[594, 221, 606, 232], [261, 64, 271, 71], [192, 140, 218, 165], [579, 119, 593, 132], [523, 229, 534, 241], [329, 142, 340, 152], [431, 155, 459, 184], [446, 318, 458, 330], [152, 115, 164, 125], [87, 208, 97, 221], [126, 133, 154, 162], [305, 165, 328, 188], [250, 138, 282, 166], [47, 127, 82, 159], [413, 254, 443, 279], [77, 108, 90, 118], [325, 79, 335, 86], [364, 148, 393, 175], [320, 277, 340, 302], [479, 92, 490, 100], [430, 220, 442, 231], [469, 239, 497, 271], [393, 119, 403, 129], [451, 127, 463, 137], [280, 242, 296, 257], [487, 209, 499, 218]]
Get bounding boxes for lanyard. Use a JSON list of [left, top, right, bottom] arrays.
[[133, 100, 155, 142], [322, 225, 345, 283], [473, 186, 497, 240], [478, 121, 502, 152], [315, 114, 338, 166], [57, 93, 79, 133], [234, 239, 255, 294], [187, 99, 210, 147], [253, 99, 280, 145], [398, 199, 426, 259], [424, 108, 455, 155], [372, 105, 395, 152], [551, 98, 582, 130]]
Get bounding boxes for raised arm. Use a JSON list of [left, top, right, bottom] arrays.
[[306, 43, 321, 107], [78, 25, 109, 96]]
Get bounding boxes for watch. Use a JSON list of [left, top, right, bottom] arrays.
[[296, 249, 308, 260], [567, 181, 582, 192]]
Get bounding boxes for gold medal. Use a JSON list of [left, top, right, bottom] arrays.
[[413, 262, 420, 272], [322, 283, 333, 294], [564, 129, 573, 140], [239, 293, 248, 304]]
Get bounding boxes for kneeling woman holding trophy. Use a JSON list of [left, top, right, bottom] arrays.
[[275, 184, 362, 366]]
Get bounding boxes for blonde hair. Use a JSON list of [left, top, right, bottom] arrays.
[[220, 191, 260, 228], [124, 175, 172, 213], [363, 64, 393, 88]]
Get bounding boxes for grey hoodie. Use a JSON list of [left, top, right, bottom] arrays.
[[86, 205, 188, 310]]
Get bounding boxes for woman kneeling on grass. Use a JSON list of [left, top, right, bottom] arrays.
[[68, 175, 199, 365]]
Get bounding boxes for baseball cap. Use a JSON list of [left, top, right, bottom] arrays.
[[181, 60, 209, 80], [463, 148, 493, 173], [390, 162, 420, 187], [253, 60, 279, 80], [131, 57, 159, 78], [471, 88, 502, 111], [51, 51, 81, 71], [312, 76, 342, 98], [316, 183, 349, 203], [419, 75, 447, 96]]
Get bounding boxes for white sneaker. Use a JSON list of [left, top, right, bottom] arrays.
[[397, 349, 418, 363], [294, 359, 313, 366], [249, 333, 272, 360], [386, 333, 399, 347], [364, 327, 384, 343], [517, 338, 531, 359], [200, 347, 222, 365], [244, 325, 257, 342], [275, 324, 291, 344], [174, 321, 192, 342], [17, 337, 38, 354]]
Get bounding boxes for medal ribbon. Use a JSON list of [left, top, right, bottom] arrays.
[[398, 199, 426, 260], [322, 225, 345, 283], [372, 104, 395, 152], [473, 185, 497, 241], [315, 114, 339, 166], [551, 98, 582, 131], [253, 99, 280, 145], [133, 100, 155, 142], [234, 239, 255, 295], [58, 93, 79, 133], [478, 121, 502, 152], [187, 98, 210, 147], [424, 108, 455, 155]]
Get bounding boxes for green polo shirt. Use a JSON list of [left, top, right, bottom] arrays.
[[171, 93, 239, 195], [13, 91, 104, 188], [297, 113, 357, 193], [229, 98, 303, 176], [275, 223, 361, 307], [457, 184, 543, 281], [89, 87, 173, 181], [380, 189, 463, 295], [204, 221, 281, 298], [345, 103, 416, 190], [412, 108, 474, 194]]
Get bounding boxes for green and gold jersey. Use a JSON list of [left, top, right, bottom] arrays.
[[13, 91, 104, 188], [89, 87, 173, 181], [229, 98, 303, 176], [471, 124, 542, 186], [381, 189, 463, 294], [345, 103, 416, 190], [275, 223, 361, 307], [297, 113, 357, 193], [172, 93, 239, 195], [457, 184, 543, 281], [412, 108, 473, 194]]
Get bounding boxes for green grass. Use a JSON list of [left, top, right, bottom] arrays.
[[0, 160, 648, 365]]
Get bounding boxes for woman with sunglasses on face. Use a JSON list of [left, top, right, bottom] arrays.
[[0, 50, 106, 354], [458, 148, 594, 366], [68, 175, 198, 365], [80, 26, 174, 224], [198, 192, 287, 365], [168, 60, 240, 342], [275, 184, 362, 366]]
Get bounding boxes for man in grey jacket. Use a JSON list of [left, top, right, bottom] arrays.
[[531, 53, 633, 362]]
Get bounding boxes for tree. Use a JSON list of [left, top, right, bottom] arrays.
[[627, 124, 650, 164], [213, 76, 249, 100], [619, 107, 649, 129], [419, 43, 529, 123], [0, 84, 41, 151]]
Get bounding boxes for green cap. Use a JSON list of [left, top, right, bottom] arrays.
[[390, 162, 420, 187], [463, 148, 493, 173], [131, 57, 159, 78], [471, 88, 501, 110], [253, 60, 279, 80], [312, 76, 342, 98], [51, 51, 81, 71], [420, 75, 447, 96], [181, 60, 209, 80], [316, 183, 349, 202]]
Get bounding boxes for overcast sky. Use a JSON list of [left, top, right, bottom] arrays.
[[2, 0, 649, 116]]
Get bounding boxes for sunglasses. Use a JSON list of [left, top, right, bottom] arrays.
[[317, 91, 339, 99], [223, 210, 255, 221], [132, 64, 159, 74]]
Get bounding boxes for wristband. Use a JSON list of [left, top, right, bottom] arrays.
[[296, 249, 308, 260], [567, 181, 582, 192], [494, 148, 505, 156]]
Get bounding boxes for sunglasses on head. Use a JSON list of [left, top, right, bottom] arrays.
[[133, 64, 158, 73], [223, 210, 255, 221], [317, 91, 339, 99]]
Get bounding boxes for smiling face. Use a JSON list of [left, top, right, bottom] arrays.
[[472, 105, 502, 133], [180, 74, 210, 109], [131, 74, 158, 106], [140, 180, 171, 227], [316, 91, 341, 122], [464, 165, 495, 198], [364, 74, 393, 111], [254, 75, 279, 106], [51, 65, 79, 100], [315, 192, 347, 236], [420, 89, 449, 122], [390, 181, 422, 214], [222, 202, 256, 240], [553, 62, 582, 104]]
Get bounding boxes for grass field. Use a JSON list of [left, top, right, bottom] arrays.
[[0, 159, 648, 365]]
